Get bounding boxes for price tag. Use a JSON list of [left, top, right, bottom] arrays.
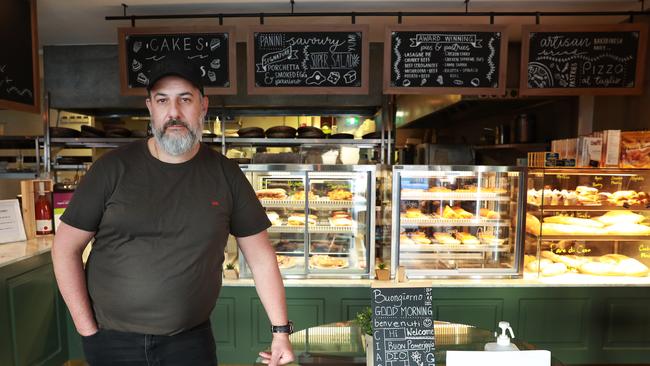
[[631, 176, 645, 182], [556, 174, 571, 180], [640, 244, 650, 259]]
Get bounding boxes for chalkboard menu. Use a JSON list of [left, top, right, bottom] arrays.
[[521, 24, 648, 96], [118, 26, 236, 96], [247, 25, 369, 95], [372, 286, 435, 366], [384, 25, 508, 95], [0, 0, 39, 113]]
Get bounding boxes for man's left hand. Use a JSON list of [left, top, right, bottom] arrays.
[[258, 333, 295, 365]]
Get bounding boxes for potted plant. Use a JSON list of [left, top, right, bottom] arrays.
[[375, 262, 390, 281], [355, 307, 374, 366], [223, 263, 239, 279]]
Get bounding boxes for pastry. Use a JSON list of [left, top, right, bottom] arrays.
[[526, 258, 553, 272], [526, 214, 541, 236], [477, 231, 505, 245], [433, 232, 461, 245], [276, 255, 296, 269], [479, 208, 500, 219], [287, 214, 317, 226], [454, 232, 480, 245], [400, 234, 415, 245], [442, 205, 458, 219], [453, 207, 473, 219], [540, 223, 607, 235], [594, 210, 646, 225], [541, 262, 568, 277], [327, 188, 353, 201], [330, 217, 353, 226], [543, 215, 605, 228], [427, 186, 451, 192], [256, 188, 287, 200], [405, 208, 423, 219], [309, 255, 348, 269], [605, 222, 650, 235], [292, 190, 318, 200]]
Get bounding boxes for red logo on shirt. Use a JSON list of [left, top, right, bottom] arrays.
[[211, 200, 220, 206]]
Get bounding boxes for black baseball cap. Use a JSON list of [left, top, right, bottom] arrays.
[[146, 55, 204, 95]]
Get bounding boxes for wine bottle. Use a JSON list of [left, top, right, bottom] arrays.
[[35, 182, 53, 235]]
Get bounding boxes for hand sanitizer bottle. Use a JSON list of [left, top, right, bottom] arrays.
[[484, 321, 519, 351]]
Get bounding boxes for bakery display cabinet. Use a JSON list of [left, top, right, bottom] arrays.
[[238, 164, 376, 278], [391, 165, 526, 278], [525, 168, 650, 278]]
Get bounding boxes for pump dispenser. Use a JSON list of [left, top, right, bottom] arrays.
[[484, 321, 519, 351]]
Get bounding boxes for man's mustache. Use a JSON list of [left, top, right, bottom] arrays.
[[163, 119, 190, 131]]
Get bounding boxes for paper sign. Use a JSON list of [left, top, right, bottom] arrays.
[[0, 199, 27, 244], [447, 350, 551, 366]]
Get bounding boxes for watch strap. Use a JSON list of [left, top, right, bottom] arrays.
[[271, 320, 294, 334]]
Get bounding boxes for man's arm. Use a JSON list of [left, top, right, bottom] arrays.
[[51, 222, 97, 336], [237, 230, 294, 366]]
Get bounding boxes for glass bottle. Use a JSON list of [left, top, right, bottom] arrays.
[[35, 182, 53, 235]]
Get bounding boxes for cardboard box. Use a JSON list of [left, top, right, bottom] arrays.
[[20, 179, 53, 239], [620, 131, 650, 168]]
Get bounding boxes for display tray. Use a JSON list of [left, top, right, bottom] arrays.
[[400, 243, 512, 253], [400, 218, 510, 227], [528, 203, 650, 211], [268, 225, 362, 233], [401, 191, 510, 201], [259, 198, 367, 209], [540, 235, 650, 241]]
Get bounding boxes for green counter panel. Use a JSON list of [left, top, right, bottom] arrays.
[[0, 253, 67, 366]]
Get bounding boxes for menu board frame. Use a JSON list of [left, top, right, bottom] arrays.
[[0, 0, 40, 113], [247, 25, 369, 95], [383, 24, 508, 95], [117, 26, 237, 96], [520, 23, 648, 96]]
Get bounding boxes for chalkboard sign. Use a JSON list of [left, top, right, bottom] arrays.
[[372, 286, 435, 366], [0, 0, 39, 113], [247, 25, 369, 95], [521, 24, 648, 96], [118, 26, 236, 96], [384, 25, 508, 95]]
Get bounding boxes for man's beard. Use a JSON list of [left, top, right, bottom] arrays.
[[151, 118, 202, 156]]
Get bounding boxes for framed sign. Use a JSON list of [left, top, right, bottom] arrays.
[[118, 26, 236, 95], [0, 199, 27, 244], [384, 25, 508, 95], [247, 25, 369, 95], [521, 23, 648, 96], [372, 286, 435, 366], [0, 0, 40, 113]]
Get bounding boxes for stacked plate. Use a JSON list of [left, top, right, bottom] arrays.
[[297, 126, 325, 139]]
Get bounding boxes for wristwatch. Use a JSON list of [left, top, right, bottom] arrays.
[[271, 320, 294, 334]]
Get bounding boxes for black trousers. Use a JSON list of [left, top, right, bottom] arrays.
[[81, 321, 217, 366]]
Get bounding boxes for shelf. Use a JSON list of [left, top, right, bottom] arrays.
[[52, 164, 87, 171], [540, 235, 650, 241], [49, 137, 142, 148], [528, 203, 650, 212], [401, 191, 510, 201], [400, 243, 512, 253], [260, 198, 367, 209], [0, 172, 38, 179], [400, 218, 510, 227], [267, 224, 363, 234], [473, 143, 549, 151], [225, 137, 383, 147]]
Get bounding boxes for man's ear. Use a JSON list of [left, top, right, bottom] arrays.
[[145, 97, 153, 115], [201, 95, 209, 114]]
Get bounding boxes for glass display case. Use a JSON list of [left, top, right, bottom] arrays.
[[238, 164, 376, 278], [391, 166, 526, 278], [526, 168, 650, 279]]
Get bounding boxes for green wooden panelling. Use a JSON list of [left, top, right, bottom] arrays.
[[211, 297, 236, 348], [604, 298, 650, 348], [340, 298, 373, 321], [433, 299, 503, 331], [519, 298, 590, 347]]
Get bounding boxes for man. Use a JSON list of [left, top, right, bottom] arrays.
[[51, 57, 294, 366]]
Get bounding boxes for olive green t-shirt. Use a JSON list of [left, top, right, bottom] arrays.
[[61, 140, 270, 335]]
